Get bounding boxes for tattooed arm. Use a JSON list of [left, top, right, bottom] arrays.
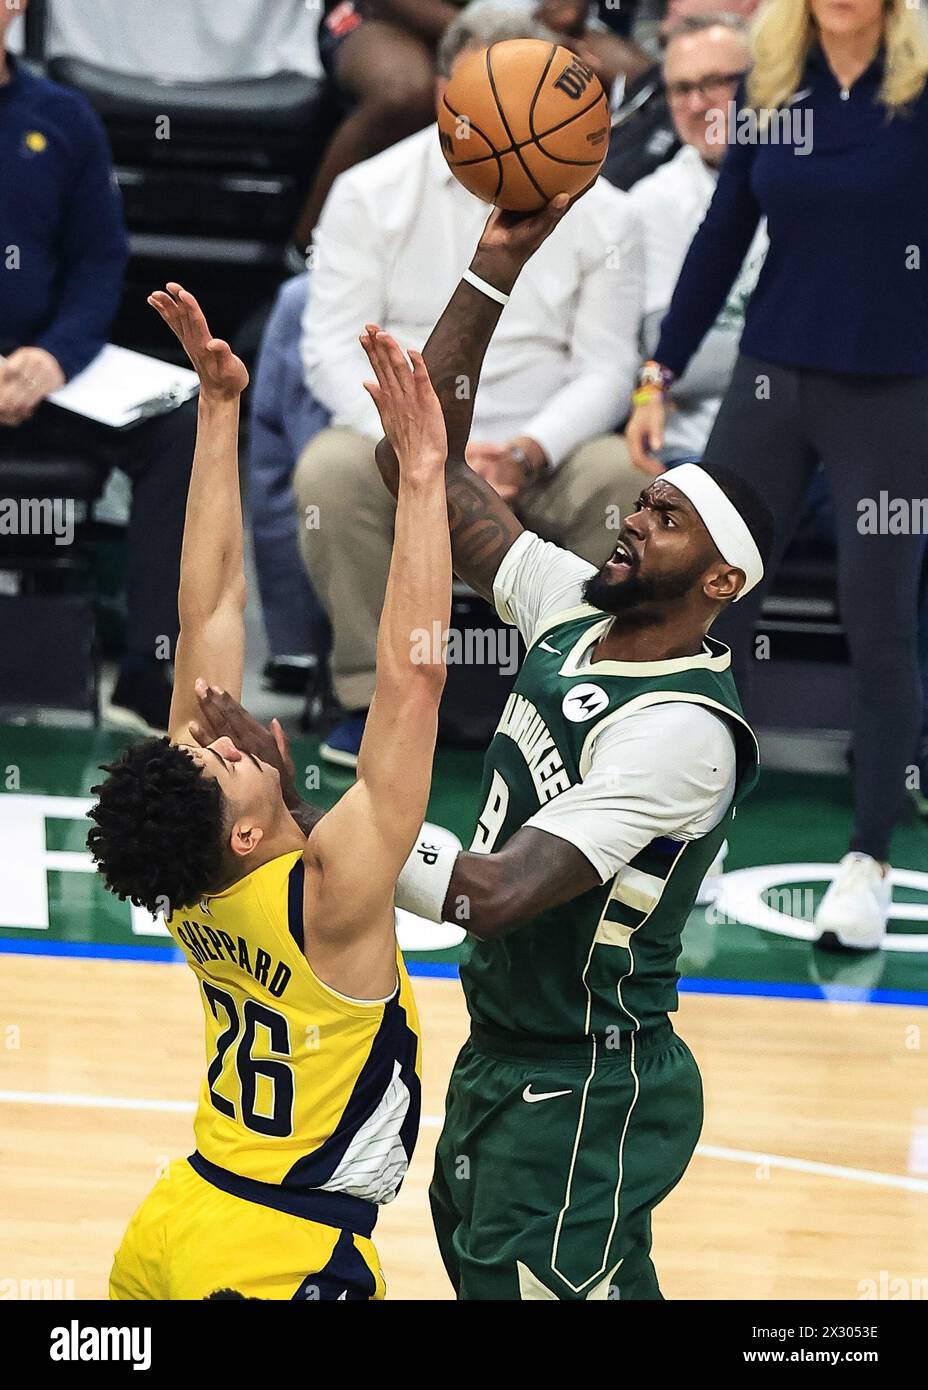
[[374, 195, 572, 602]]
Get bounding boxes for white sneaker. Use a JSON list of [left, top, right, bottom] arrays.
[[814, 852, 891, 951], [695, 839, 728, 907]]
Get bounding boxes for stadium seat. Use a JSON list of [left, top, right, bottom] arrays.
[[47, 58, 341, 353], [0, 452, 104, 720], [49, 59, 336, 251]]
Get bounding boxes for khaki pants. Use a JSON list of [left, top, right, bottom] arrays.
[[294, 426, 643, 710]]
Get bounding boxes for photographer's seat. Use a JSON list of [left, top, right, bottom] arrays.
[[48, 59, 341, 352], [48, 60, 336, 250], [0, 451, 104, 720]]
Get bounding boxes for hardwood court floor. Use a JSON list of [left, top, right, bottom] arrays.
[[1, 956, 925, 1301]]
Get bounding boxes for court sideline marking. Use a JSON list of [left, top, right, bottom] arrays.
[[2, 1088, 927, 1194], [1, 939, 927, 1008]]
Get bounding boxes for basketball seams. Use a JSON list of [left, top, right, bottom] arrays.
[[440, 93, 504, 200], [485, 43, 548, 204], [443, 73, 607, 168], [534, 88, 608, 142], [440, 92, 500, 154], [449, 145, 604, 171], [438, 39, 610, 208], [528, 51, 609, 176], [444, 124, 607, 171], [527, 43, 558, 145]]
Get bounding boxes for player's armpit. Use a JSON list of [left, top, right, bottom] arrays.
[[445, 826, 601, 939], [299, 773, 416, 1002], [288, 803, 326, 838]]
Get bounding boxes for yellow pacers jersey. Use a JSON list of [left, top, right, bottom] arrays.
[[165, 850, 422, 1205]]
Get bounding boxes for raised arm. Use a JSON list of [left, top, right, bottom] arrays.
[[300, 332, 452, 999], [374, 195, 575, 602], [147, 285, 249, 744]]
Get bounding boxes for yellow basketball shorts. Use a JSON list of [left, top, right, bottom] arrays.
[[109, 1158, 386, 1301]]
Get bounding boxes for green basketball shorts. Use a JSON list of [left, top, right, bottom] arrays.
[[429, 1020, 703, 1300]]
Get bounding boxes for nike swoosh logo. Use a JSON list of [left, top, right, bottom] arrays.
[[522, 1085, 572, 1104], [538, 639, 561, 654]]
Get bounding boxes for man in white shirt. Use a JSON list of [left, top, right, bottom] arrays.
[[627, 13, 766, 466], [7, 0, 322, 80], [294, 3, 645, 764]]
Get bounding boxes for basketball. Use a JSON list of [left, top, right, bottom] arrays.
[[10, 0, 923, 1328], [437, 39, 610, 212]]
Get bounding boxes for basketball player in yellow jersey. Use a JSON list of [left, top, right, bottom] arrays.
[[87, 285, 452, 1299]]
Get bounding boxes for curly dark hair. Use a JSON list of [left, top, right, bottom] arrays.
[[87, 738, 229, 915]]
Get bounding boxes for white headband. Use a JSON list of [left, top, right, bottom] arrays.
[[664, 463, 764, 601]]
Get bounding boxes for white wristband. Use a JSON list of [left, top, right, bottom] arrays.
[[395, 835, 459, 923], [462, 268, 510, 306]]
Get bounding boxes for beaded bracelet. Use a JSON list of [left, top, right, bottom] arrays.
[[632, 385, 666, 407]]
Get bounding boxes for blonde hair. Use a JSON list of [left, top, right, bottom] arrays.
[[747, 0, 928, 116]]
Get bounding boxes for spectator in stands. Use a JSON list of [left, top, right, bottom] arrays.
[[534, 0, 655, 103], [7, 0, 322, 81], [248, 273, 331, 692], [294, 0, 473, 248], [626, 0, 928, 950], [595, 0, 761, 191], [0, 0, 195, 733], [295, 2, 644, 768], [627, 13, 763, 465]]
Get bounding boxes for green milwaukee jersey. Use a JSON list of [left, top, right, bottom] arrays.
[[460, 603, 759, 1041]]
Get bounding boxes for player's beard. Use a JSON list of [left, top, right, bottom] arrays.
[[581, 560, 700, 616]]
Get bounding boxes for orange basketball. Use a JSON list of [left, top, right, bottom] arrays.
[[437, 39, 609, 212]]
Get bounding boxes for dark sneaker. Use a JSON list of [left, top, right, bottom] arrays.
[[319, 712, 367, 770], [262, 655, 319, 696], [105, 660, 172, 736]]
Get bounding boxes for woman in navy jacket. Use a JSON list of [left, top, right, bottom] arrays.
[[627, 0, 928, 951]]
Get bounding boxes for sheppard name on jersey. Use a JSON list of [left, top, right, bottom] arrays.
[[174, 917, 292, 997], [497, 692, 573, 803]]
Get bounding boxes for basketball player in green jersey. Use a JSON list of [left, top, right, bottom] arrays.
[[366, 195, 776, 1301], [195, 197, 775, 1298]]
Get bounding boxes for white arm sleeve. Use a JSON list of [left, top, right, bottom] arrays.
[[493, 531, 597, 648], [524, 703, 737, 883]]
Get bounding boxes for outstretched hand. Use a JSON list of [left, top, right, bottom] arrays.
[[188, 680, 297, 799], [474, 181, 595, 281], [148, 283, 249, 402], [360, 326, 448, 481]]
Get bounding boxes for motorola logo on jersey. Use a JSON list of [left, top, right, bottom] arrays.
[[562, 684, 609, 723]]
